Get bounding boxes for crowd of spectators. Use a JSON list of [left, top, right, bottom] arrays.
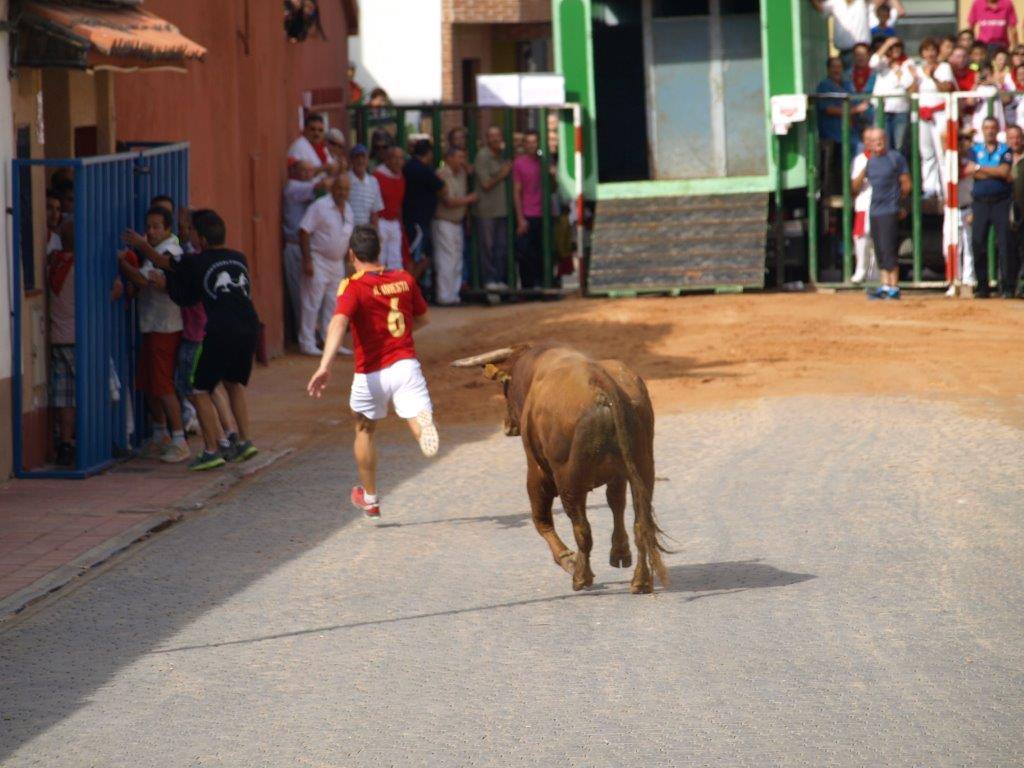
[[280, 107, 569, 347], [812, 0, 1024, 299]]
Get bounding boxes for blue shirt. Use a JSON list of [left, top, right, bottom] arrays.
[[815, 77, 854, 143], [865, 150, 910, 216], [971, 142, 1012, 198]]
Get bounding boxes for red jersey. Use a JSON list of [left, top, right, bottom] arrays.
[[334, 268, 427, 374], [373, 167, 405, 221]]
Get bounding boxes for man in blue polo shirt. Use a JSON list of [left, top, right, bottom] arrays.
[[817, 57, 870, 195], [968, 117, 1016, 297], [853, 127, 910, 298]]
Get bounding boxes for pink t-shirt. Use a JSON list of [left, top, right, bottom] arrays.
[[969, 0, 1017, 46], [513, 154, 542, 218]]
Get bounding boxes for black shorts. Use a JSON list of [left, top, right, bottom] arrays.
[[869, 213, 900, 272], [192, 331, 257, 392]]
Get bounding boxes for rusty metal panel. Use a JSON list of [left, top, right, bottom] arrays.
[[722, 13, 767, 177]]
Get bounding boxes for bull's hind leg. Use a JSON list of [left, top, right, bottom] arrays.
[[527, 464, 574, 574], [562, 493, 595, 590], [607, 478, 632, 568]]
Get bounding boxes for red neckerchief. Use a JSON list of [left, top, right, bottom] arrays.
[[312, 141, 328, 166], [852, 66, 871, 92], [955, 68, 977, 91], [48, 250, 74, 295], [1012, 70, 1024, 90]]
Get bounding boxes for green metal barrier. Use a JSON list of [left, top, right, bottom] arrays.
[[347, 103, 572, 299]]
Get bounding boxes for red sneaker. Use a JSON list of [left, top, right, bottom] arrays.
[[351, 485, 380, 521]]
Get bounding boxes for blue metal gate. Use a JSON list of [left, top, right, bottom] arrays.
[[10, 143, 189, 478]]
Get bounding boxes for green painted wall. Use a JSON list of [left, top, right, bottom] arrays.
[[552, 0, 826, 199]]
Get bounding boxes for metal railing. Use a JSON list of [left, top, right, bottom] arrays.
[[347, 102, 584, 296], [804, 89, 1011, 288], [10, 143, 189, 478]]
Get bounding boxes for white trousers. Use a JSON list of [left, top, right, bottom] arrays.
[[959, 209, 976, 285], [283, 242, 303, 332], [853, 235, 878, 281], [432, 219, 464, 305], [299, 253, 344, 352], [378, 218, 404, 271], [918, 117, 947, 200]]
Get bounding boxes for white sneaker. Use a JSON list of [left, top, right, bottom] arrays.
[[484, 281, 503, 292], [160, 441, 190, 464], [184, 415, 200, 435], [415, 411, 439, 457], [850, 269, 866, 284], [945, 284, 957, 298]]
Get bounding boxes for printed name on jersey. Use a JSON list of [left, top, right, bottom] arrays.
[[373, 281, 410, 297]]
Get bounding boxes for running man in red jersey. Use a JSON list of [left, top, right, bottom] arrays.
[[307, 225, 438, 521]]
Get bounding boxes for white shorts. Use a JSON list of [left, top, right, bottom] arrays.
[[350, 358, 432, 420]]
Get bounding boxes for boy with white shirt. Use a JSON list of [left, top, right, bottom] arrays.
[[870, 36, 917, 156], [119, 206, 189, 463], [811, 0, 895, 69]]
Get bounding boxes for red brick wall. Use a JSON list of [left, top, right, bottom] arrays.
[[450, 0, 551, 22], [114, 0, 350, 356]]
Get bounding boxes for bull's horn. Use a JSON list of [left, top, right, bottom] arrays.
[[450, 347, 515, 368]]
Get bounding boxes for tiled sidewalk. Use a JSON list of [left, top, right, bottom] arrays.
[[0, 352, 329, 619]]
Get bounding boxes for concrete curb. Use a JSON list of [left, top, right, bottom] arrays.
[[0, 447, 295, 623]]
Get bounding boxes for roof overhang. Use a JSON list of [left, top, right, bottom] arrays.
[[14, 1, 207, 72]]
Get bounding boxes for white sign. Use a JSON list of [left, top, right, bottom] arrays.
[[770, 94, 808, 135], [477, 73, 566, 107]]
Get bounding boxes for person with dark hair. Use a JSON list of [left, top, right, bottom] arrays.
[[373, 145, 407, 271], [120, 206, 188, 462], [348, 144, 384, 227], [938, 35, 956, 61], [917, 37, 956, 199], [869, 36, 915, 156], [149, 209, 262, 470], [968, 0, 1018, 52], [402, 139, 445, 282], [968, 117, 1016, 297], [307, 225, 438, 522], [434, 146, 478, 305], [288, 112, 331, 170], [45, 189, 63, 257], [370, 128, 393, 169], [475, 126, 513, 292], [513, 129, 547, 288]]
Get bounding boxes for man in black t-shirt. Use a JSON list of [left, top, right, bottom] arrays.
[[402, 139, 444, 282], [154, 209, 262, 470]]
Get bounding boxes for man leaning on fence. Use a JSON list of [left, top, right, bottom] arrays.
[[968, 117, 1017, 298], [853, 127, 910, 299]]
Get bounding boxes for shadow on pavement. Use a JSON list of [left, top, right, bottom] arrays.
[[149, 559, 814, 656]]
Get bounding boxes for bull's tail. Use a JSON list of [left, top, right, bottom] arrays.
[[599, 382, 671, 588]]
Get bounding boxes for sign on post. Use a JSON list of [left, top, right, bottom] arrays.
[[477, 73, 566, 107], [770, 94, 808, 135]]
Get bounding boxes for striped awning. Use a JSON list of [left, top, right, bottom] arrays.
[[17, 2, 207, 71]]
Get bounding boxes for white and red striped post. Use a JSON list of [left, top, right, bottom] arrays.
[[572, 103, 585, 291], [942, 91, 961, 287]]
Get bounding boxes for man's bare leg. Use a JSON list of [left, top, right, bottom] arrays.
[[223, 382, 250, 441], [354, 414, 378, 496], [192, 392, 221, 453], [212, 385, 238, 435]]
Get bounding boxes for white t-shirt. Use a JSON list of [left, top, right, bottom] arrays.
[[347, 170, 385, 226], [282, 178, 318, 242], [822, 0, 871, 51], [917, 61, 955, 110], [851, 152, 873, 213], [870, 54, 916, 113], [287, 135, 327, 169], [971, 83, 1007, 141], [46, 230, 61, 256], [299, 195, 355, 262], [138, 236, 184, 334]]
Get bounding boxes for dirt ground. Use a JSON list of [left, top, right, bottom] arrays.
[[250, 293, 1024, 446]]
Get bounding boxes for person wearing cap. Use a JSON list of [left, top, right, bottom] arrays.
[[326, 128, 349, 172], [347, 144, 384, 228]]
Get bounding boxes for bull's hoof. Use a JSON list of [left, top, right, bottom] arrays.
[[556, 550, 576, 574], [629, 581, 654, 594], [610, 550, 632, 568], [573, 572, 595, 591]]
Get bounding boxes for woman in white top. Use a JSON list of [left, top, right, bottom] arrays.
[[1002, 63, 1024, 128], [970, 64, 1007, 142], [916, 37, 956, 199], [870, 37, 917, 156]]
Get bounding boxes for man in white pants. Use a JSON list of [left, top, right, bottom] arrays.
[[373, 146, 407, 271], [282, 161, 328, 333], [307, 226, 439, 522], [850, 137, 879, 283], [916, 37, 956, 199], [433, 147, 478, 306], [298, 175, 353, 356]]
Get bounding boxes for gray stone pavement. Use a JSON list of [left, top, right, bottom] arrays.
[[0, 396, 1021, 767]]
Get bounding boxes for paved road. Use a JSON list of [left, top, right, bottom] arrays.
[[1, 396, 1021, 767]]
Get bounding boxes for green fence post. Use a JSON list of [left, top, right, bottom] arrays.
[[504, 108, 516, 289], [910, 98, 922, 284], [773, 133, 786, 288], [358, 106, 368, 148], [807, 98, 819, 284], [396, 107, 407, 152], [467, 108, 480, 291], [539, 107, 553, 289], [842, 98, 853, 283], [874, 96, 885, 129], [432, 107, 442, 168]]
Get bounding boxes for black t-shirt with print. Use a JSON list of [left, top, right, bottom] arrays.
[[167, 247, 260, 338]]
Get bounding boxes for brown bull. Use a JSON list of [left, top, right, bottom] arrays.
[[452, 343, 669, 594]]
